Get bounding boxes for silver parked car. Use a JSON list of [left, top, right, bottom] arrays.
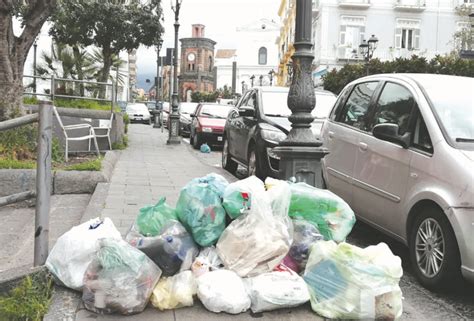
[[321, 74, 474, 289]]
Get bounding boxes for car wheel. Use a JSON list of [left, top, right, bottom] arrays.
[[409, 205, 462, 290], [247, 145, 266, 179], [222, 138, 237, 173], [192, 133, 201, 149]]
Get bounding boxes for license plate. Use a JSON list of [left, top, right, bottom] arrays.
[[217, 136, 223, 141]]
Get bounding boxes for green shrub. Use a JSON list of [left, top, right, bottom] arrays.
[[0, 125, 37, 160], [0, 158, 36, 169], [112, 135, 128, 150], [51, 137, 64, 163], [54, 98, 112, 111], [23, 96, 39, 105], [123, 114, 130, 133], [0, 274, 53, 321], [64, 157, 102, 171], [322, 54, 474, 95]]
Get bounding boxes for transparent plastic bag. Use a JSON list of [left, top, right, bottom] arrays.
[[289, 183, 356, 242], [191, 246, 224, 277], [216, 178, 293, 277], [176, 174, 227, 246], [46, 217, 122, 291], [82, 238, 162, 315], [125, 220, 199, 276], [284, 220, 324, 272], [136, 197, 177, 237], [197, 270, 250, 314], [188, 173, 229, 197], [244, 264, 310, 313], [222, 176, 265, 219], [151, 271, 197, 310], [303, 241, 403, 320]]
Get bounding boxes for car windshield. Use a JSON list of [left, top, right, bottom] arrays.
[[180, 103, 198, 114], [421, 76, 474, 145], [126, 104, 147, 113], [261, 91, 336, 118], [199, 105, 232, 119]]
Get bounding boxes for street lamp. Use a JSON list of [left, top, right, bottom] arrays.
[[286, 62, 293, 86], [33, 38, 38, 94], [154, 38, 164, 128], [250, 75, 255, 87], [259, 75, 263, 86], [268, 69, 275, 86], [273, 0, 328, 187], [460, 13, 474, 59], [359, 34, 378, 75], [168, 0, 183, 145]]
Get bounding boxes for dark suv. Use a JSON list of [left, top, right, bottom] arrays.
[[222, 86, 336, 179]]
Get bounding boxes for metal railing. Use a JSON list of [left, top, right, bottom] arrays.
[[0, 101, 52, 266], [23, 75, 116, 113]]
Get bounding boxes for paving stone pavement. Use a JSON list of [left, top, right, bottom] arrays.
[[74, 124, 322, 321], [0, 194, 90, 274]]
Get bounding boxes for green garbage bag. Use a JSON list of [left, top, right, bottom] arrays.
[[136, 197, 177, 237], [188, 173, 229, 198], [288, 183, 355, 242], [176, 177, 227, 247], [222, 176, 265, 219]]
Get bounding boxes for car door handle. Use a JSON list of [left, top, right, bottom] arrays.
[[328, 131, 335, 139], [359, 142, 368, 151]]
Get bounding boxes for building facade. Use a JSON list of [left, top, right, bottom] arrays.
[[179, 25, 216, 102], [277, 0, 473, 86], [214, 19, 280, 94], [276, 0, 297, 86]]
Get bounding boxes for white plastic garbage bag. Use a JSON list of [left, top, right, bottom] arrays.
[[45, 217, 122, 291], [222, 176, 265, 219], [151, 271, 197, 310], [244, 264, 310, 313], [82, 238, 162, 315], [304, 241, 403, 320], [217, 178, 293, 277], [191, 246, 224, 277], [197, 270, 251, 314]]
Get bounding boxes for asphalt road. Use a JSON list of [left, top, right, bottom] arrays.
[[183, 137, 474, 321]]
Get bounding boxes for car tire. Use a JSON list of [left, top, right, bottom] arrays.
[[247, 145, 267, 179], [192, 133, 201, 149], [408, 204, 462, 290], [222, 138, 237, 174]]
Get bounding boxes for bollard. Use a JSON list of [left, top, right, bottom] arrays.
[[34, 101, 53, 266]]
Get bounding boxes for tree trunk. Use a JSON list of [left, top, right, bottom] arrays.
[[72, 46, 85, 97], [0, 0, 56, 121], [98, 46, 113, 99]]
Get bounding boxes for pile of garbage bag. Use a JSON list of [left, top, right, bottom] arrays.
[[45, 172, 404, 319]]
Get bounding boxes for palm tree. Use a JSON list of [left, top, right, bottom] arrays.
[[89, 49, 127, 99]]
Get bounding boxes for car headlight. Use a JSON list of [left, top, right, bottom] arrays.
[[266, 147, 280, 160], [202, 127, 212, 133], [261, 129, 287, 144]]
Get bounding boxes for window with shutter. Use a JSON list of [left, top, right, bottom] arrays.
[[414, 29, 420, 49], [340, 25, 346, 45], [395, 28, 402, 49]]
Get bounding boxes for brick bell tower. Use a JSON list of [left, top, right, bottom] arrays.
[[179, 24, 217, 102]]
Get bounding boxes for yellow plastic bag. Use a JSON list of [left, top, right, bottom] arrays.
[[150, 271, 197, 310]]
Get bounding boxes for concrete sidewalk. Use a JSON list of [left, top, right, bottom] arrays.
[[71, 124, 321, 321]]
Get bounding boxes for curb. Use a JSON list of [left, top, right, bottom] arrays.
[[0, 151, 119, 197]]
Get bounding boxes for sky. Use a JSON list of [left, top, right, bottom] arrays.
[[136, 0, 280, 73]]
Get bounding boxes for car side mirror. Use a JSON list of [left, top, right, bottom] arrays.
[[372, 123, 410, 149], [238, 106, 255, 117], [190, 113, 196, 118]]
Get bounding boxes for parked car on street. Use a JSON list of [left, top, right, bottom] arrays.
[[189, 104, 233, 149], [222, 86, 336, 178], [162, 102, 170, 127], [320, 73, 474, 289], [126, 103, 151, 124], [178, 102, 199, 137]]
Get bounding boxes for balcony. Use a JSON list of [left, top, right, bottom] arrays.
[[336, 46, 364, 61], [394, 0, 426, 12], [338, 0, 371, 9]]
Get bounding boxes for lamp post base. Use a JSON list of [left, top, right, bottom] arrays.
[[273, 145, 329, 188], [153, 111, 161, 128], [167, 114, 181, 145]]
